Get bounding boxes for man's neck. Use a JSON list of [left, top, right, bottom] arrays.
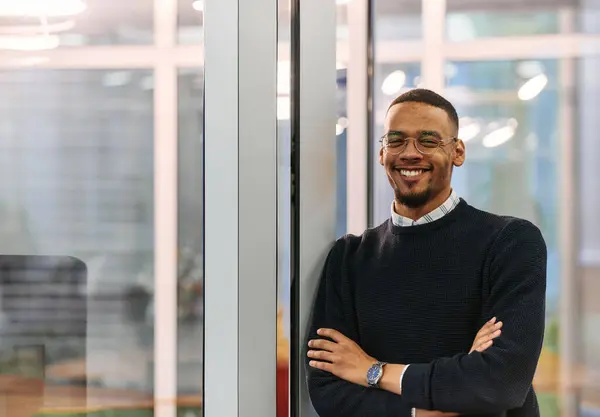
[[393, 189, 453, 221]]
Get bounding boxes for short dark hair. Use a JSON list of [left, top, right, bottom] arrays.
[[388, 88, 459, 132]]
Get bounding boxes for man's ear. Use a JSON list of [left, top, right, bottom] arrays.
[[379, 147, 384, 166], [453, 139, 466, 167]]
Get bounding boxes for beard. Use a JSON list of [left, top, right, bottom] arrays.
[[395, 187, 432, 208]]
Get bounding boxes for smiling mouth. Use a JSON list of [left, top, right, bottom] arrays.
[[397, 168, 430, 177]]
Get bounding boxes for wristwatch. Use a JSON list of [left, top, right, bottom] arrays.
[[366, 361, 387, 388]]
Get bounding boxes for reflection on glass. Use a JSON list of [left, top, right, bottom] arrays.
[[0, 0, 153, 48], [371, 62, 421, 224], [177, 68, 203, 416], [0, 69, 155, 415]]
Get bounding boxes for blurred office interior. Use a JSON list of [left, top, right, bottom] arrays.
[[0, 0, 598, 416]]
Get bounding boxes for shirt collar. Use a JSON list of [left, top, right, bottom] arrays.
[[391, 189, 460, 227]]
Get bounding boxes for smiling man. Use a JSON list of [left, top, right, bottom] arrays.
[[306, 89, 547, 417]]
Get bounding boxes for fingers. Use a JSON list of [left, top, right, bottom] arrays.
[[471, 319, 503, 353], [475, 317, 496, 338], [307, 349, 337, 363], [308, 338, 337, 352], [316, 328, 347, 343], [308, 359, 334, 372]]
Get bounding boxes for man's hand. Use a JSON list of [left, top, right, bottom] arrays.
[[307, 328, 376, 387], [470, 317, 503, 353], [309, 321, 503, 415], [414, 320, 502, 417]]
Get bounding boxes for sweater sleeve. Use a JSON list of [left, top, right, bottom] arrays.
[[306, 238, 413, 417], [400, 219, 547, 414]]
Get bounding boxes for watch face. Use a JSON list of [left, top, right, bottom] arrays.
[[367, 364, 381, 384]]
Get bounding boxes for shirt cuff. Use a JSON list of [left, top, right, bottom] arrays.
[[399, 364, 410, 394]]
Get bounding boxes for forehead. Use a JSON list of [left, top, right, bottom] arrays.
[[385, 101, 453, 135]]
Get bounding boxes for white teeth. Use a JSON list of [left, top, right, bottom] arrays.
[[400, 169, 424, 177]]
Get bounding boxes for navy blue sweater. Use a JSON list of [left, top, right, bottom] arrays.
[[306, 199, 546, 417]]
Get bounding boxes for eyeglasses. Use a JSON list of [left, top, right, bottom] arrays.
[[379, 133, 457, 155]]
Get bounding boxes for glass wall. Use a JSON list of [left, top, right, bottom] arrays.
[[0, 1, 204, 416], [368, 1, 600, 416]]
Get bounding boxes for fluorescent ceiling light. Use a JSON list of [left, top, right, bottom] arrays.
[[518, 73, 548, 101], [381, 70, 406, 96], [338, 117, 349, 129], [0, 0, 87, 17], [482, 121, 517, 148], [336, 124, 345, 135], [192, 0, 203, 12], [458, 117, 480, 142], [0, 35, 59, 51]]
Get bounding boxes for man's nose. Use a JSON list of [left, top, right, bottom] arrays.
[[400, 138, 423, 160]]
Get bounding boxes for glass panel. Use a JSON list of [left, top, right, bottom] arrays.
[[0, 0, 153, 48], [370, 62, 421, 225], [578, 55, 600, 415], [177, 68, 203, 416], [0, 69, 154, 415], [373, 0, 422, 41], [445, 59, 588, 417], [178, 0, 204, 44]]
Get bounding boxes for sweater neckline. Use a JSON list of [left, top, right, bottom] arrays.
[[389, 199, 468, 235]]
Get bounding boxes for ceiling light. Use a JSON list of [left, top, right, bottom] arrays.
[[482, 122, 517, 148], [192, 0, 203, 12], [381, 70, 406, 96], [458, 117, 480, 142], [338, 117, 349, 129], [0, 0, 87, 17], [336, 124, 345, 135], [518, 73, 548, 101]]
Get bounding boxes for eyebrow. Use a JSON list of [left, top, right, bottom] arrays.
[[385, 130, 442, 138]]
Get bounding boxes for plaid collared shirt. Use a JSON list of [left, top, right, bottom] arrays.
[[391, 189, 461, 227]]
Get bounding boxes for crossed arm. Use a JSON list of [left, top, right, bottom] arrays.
[[308, 320, 503, 417], [306, 220, 547, 417]]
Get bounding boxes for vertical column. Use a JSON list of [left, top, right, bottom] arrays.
[[294, 0, 337, 415], [346, 0, 370, 235], [238, 0, 278, 415], [153, 0, 178, 416], [558, 8, 578, 417], [205, 0, 278, 416], [421, 0, 446, 93], [204, 0, 239, 414]]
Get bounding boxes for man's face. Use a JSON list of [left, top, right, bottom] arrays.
[[379, 101, 465, 209]]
